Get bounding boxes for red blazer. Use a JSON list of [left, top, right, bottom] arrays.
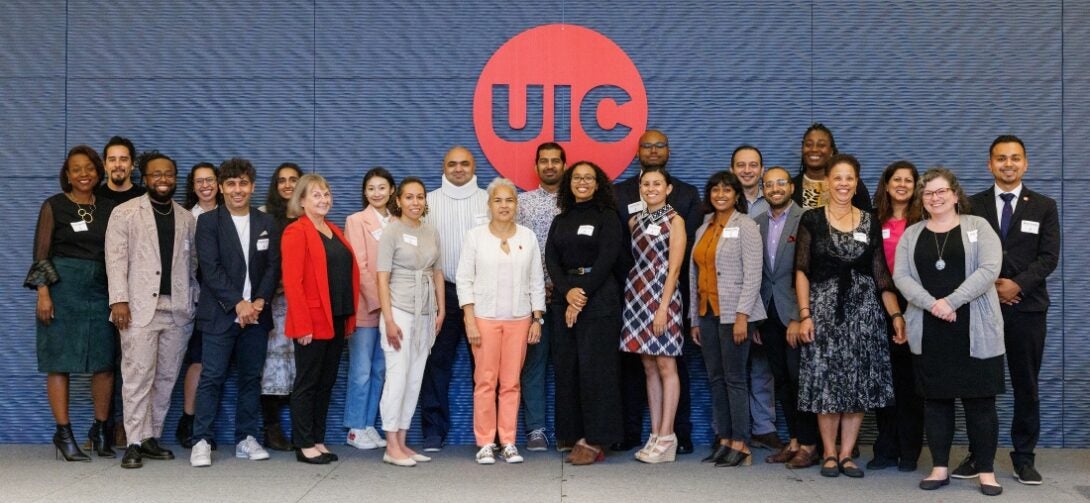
[[281, 216, 360, 339]]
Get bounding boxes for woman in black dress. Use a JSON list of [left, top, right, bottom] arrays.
[[27, 145, 118, 461], [893, 168, 1005, 496], [544, 161, 623, 465]]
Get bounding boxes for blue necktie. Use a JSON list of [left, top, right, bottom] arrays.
[[999, 192, 1015, 238]]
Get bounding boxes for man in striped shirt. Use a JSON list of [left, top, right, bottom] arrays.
[[420, 146, 489, 451]]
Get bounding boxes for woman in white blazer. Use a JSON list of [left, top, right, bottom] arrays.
[[456, 178, 546, 465]]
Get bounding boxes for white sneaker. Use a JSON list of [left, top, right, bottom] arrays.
[[476, 444, 496, 465], [235, 435, 270, 460], [501, 444, 523, 463], [190, 439, 212, 467], [363, 427, 387, 448], [346, 428, 378, 450]]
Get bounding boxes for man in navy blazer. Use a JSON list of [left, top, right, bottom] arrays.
[[961, 135, 1060, 485], [189, 158, 281, 467], [753, 167, 820, 467]]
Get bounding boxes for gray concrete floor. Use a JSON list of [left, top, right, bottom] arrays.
[[2, 444, 1087, 502]]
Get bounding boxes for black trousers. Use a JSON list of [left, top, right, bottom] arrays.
[[761, 299, 819, 445], [618, 349, 693, 443], [872, 341, 924, 463], [1002, 309, 1046, 468], [925, 396, 998, 472], [552, 306, 623, 446], [419, 282, 472, 442], [290, 316, 346, 448]]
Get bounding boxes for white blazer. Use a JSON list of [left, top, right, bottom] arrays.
[[456, 224, 546, 319]]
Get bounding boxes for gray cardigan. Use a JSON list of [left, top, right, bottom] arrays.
[[892, 215, 1004, 358]]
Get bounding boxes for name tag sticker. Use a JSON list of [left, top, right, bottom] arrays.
[[722, 227, 740, 239], [184, 239, 190, 251], [577, 225, 595, 236], [627, 200, 646, 214], [882, 228, 891, 240], [256, 238, 269, 251], [853, 232, 869, 243], [70, 221, 88, 232], [370, 229, 383, 241], [403, 234, 418, 247], [1021, 220, 1040, 234], [968, 229, 979, 243], [645, 225, 661, 237]]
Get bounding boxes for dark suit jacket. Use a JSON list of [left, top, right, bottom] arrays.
[[195, 205, 281, 334], [754, 201, 805, 326], [969, 185, 1059, 313], [791, 171, 872, 211]]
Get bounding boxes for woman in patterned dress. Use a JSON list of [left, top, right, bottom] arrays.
[[258, 162, 303, 450], [620, 166, 687, 464], [688, 171, 765, 467], [795, 154, 906, 478]]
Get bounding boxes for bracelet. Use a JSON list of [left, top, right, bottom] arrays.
[[799, 307, 810, 315], [800, 315, 811, 322], [890, 312, 904, 319]]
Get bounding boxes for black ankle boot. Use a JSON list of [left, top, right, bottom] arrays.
[[89, 420, 116, 458], [54, 424, 90, 462], [176, 413, 194, 448]]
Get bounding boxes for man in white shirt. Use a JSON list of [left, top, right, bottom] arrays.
[[420, 146, 489, 451]]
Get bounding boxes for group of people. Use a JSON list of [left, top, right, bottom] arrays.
[[28, 126, 1058, 496]]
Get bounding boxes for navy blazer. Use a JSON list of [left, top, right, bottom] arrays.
[[968, 185, 1060, 313], [195, 205, 281, 333]]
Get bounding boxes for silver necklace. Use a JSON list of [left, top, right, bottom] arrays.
[[933, 229, 951, 270], [151, 201, 174, 216]]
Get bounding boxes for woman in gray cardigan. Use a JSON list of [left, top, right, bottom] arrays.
[[892, 167, 1005, 497]]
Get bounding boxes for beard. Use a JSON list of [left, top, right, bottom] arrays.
[[110, 171, 130, 185], [148, 186, 177, 203]]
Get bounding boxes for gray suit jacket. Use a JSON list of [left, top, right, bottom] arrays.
[[754, 202, 804, 326], [892, 215, 1004, 359], [688, 211, 766, 324], [105, 195, 197, 328]]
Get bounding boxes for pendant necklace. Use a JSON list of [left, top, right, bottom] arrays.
[[933, 228, 951, 271], [68, 194, 96, 224]]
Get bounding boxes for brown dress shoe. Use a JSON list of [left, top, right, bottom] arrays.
[[766, 447, 799, 464], [570, 443, 604, 465], [786, 447, 818, 468]]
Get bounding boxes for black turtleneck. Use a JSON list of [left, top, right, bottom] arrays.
[[152, 200, 175, 295]]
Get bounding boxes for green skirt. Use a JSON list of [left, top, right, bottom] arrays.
[[36, 257, 117, 373]]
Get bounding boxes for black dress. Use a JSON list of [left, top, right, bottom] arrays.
[[913, 226, 1005, 399]]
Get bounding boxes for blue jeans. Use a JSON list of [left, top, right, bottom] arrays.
[[344, 326, 385, 429], [519, 310, 552, 432], [193, 323, 268, 443]]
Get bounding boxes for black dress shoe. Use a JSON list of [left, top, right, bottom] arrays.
[[121, 444, 143, 469], [702, 444, 731, 463], [1014, 464, 1043, 485], [750, 432, 783, 451], [865, 456, 897, 470], [296, 450, 332, 464], [609, 439, 641, 452], [138, 438, 175, 460], [676, 437, 694, 455], [715, 449, 751, 467], [89, 420, 116, 458], [897, 460, 918, 472], [918, 477, 949, 490], [950, 455, 979, 479], [176, 414, 194, 448], [980, 484, 1003, 496]]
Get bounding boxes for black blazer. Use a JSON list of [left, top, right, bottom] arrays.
[[968, 186, 1059, 313], [791, 171, 872, 211], [195, 205, 281, 333]]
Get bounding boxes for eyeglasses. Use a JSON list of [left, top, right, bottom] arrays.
[[762, 179, 790, 189], [194, 177, 216, 186], [922, 187, 952, 199], [571, 175, 597, 184], [146, 172, 176, 181], [639, 142, 669, 149]]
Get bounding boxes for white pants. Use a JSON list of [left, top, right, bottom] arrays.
[[379, 307, 434, 432]]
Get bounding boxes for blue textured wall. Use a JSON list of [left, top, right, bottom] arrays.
[[1, 0, 1085, 447]]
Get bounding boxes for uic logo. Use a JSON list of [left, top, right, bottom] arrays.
[[474, 24, 647, 190]]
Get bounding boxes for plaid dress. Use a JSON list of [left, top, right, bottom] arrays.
[[620, 205, 683, 356]]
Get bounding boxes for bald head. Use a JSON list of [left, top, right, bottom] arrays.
[[443, 146, 476, 186], [638, 130, 670, 169]]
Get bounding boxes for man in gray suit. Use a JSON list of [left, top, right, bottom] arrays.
[[752, 167, 819, 467]]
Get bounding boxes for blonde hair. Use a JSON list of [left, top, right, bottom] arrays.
[[286, 173, 331, 219]]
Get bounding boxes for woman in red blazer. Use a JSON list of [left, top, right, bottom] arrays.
[[281, 174, 360, 464]]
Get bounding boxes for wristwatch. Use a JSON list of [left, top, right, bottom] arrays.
[[534, 316, 545, 326]]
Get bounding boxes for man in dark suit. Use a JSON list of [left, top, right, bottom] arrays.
[[753, 167, 821, 468], [612, 129, 702, 455], [960, 135, 1059, 485], [189, 158, 281, 467]]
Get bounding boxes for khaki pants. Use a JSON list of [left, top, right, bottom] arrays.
[[120, 296, 192, 443]]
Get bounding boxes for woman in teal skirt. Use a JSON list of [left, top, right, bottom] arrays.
[[26, 145, 118, 461]]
